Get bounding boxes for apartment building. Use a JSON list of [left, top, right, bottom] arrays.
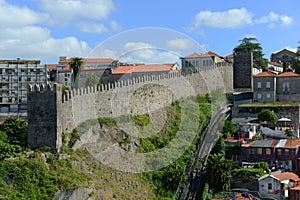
[[0, 59, 48, 119]]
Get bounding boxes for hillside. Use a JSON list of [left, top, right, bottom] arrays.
[[0, 95, 213, 199]]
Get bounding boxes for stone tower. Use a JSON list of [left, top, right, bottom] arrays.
[[27, 84, 63, 151], [233, 51, 253, 92]]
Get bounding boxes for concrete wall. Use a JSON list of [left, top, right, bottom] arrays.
[[27, 64, 233, 150]]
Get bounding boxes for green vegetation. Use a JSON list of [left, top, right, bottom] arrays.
[[258, 109, 278, 124], [69, 57, 83, 89], [0, 94, 215, 199], [222, 120, 236, 138], [86, 73, 100, 87], [233, 37, 268, 68]]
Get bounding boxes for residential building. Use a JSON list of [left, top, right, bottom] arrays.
[[270, 49, 297, 63], [253, 70, 277, 103], [0, 59, 48, 119], [48, 57, 119, 88], [110, 63, 181, 82], [268, 61, 283, 72], [241, 138, 300, 172], [180, 51, 225, 71], [259, 172, 300, 200], [253, 70, 300, 102]]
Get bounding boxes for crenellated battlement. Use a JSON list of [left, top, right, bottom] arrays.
[[27, 63, 233, 151]]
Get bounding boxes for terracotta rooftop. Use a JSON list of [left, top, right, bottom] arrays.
[[278, 71, 300, 77], [254, 71, 277, 77], [59, 58, 117, 63], [112, 63, 180, 74], [225, 54, 234, 59], [62, 65, 89, 71], [290, 185, 300, 191], [268, 61, 283, 67], [282, 138, 300, 149], [46, 64, 57, 69], [183, 51, 221, 59], [273, 172, 300, 182]]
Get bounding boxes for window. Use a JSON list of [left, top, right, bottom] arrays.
[[257, 148, 262, 154], [283, 82, 290, 92], [266, 93, 271, 99], [257, 93, 262, 99], [268, 183, 272, 190], [277, 149, 281, 155], [249, 148, 254, 154], [266, 82, 271, 88], [257, 82, 262, 88], [266, 148, 271, 155], [285, 149, 289, 156]]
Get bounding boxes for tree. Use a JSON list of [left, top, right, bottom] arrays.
[[291, 42, 300, 73], [222, 120, 237, 137], [69, 57, 83, 89], [206, 153, 234, 192], [258, 109, 278, 124], [233, 37, 268, 68], [0, 117, 28, 147], [86, 73, 100, 87]]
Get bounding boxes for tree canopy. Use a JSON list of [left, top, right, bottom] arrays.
[[233, 37, 267, 68], [69, 57, 83, 89], [86, 73, 100, 87], [258, 109, 278, 124]]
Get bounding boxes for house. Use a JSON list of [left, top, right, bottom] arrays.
[[110, 63, 181, 82], [253, 70, 277, 103], [253, 70, 300, 103], [180, 51, 225, 71], [48, 57, 119, 88], [270, 49, 297, 63], [241, 138, 300, 171], [259, 172, 300, 200], [268, 61, 283, 72]]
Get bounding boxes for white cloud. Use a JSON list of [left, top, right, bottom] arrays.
[[110, 20, 122, 31], [0, 26, 91, 61], [193, 8, 253, 29], [0, 0, 49, 28], [256, 12, 293, 28], [166, 38, 194, 50], [39, 0, 115, 25], [0, 1, 93, 62], [77, 21, 108, 33], [192, 8, 293, 29], [89, 42, 180, 64]]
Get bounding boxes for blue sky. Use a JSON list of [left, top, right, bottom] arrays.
[[1, 0, 299, 64]]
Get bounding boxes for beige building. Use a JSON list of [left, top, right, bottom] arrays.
[[180, 51, 225, 71]]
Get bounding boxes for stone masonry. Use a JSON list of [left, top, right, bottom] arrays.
[[27, 63, 233, 151]]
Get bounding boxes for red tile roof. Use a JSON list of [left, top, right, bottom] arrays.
[[183, 51, 220, 58], [254, 71, 277, 77], [283, 138, 300, 149], [290, 185, 300, 190], [225, 54, 234, 59], [278, 71, 300, 77], [268, 62, 283, 67], [112, 64, 180, 74], [59, 58, 117, 63], [46, 64, 57, 69], [273, 172, 300, 182], [62, 65, 89, 71]]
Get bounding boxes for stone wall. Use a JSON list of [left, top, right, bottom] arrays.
[[233, 51, 253, 92], [27, 63, 233, 151]]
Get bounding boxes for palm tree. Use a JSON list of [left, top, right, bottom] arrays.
[[69, 57, 83, 89]]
